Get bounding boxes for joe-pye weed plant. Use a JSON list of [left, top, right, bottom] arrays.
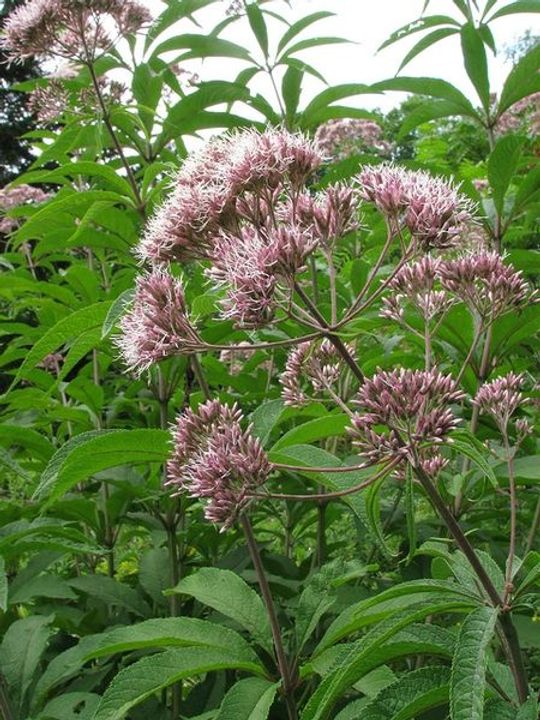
[[0, 1, 539, 719]]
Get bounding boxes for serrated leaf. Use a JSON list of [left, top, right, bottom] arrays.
[[34, 429, 170, 505], [167, 567, 273, 652], [277, 12, 334, 54], [450, 606, 498, 720], [460, 23, 491, 111], [488, 134, 525, 215], [216, 677, 278, 719], [498, 44, 540, 113], [249, 399, 284, 446], [371, 77, 478, 118], [449, 431, 498, 488], [271, 414, 349, 450], [93, 647, 266, 720]]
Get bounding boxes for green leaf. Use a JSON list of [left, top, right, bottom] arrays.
[[10, 301, 112, 387], [498, 44, 540, 113], [513, 167, 540, 214], [18, 162, 133, 198], [282, 64, 303, 125], [317, 579, 477, 653], [460, 23, 491, 111], [154, 34, 253, 61], [101, 289, 135, 339], [371, 77, 478, 118], [303, 84, 372, 118], [450, 606, 498, 720], [246, 2, 269, 58], [145, 0, 219, 52], [0, 615, 53, 712], [302, 606, 460, 720], [398, 99, 469, 138], [277, 12, 334, 54], [449, 430, 498, 488], [167, 567, 273, 652], [217, 677, 278, 719], [34, 429, 170, 505], [271, 414, 349, 450], [40, 693, 100, 720], [398, 28, 459, 72], [93, 647, 266, 720], [9, 574, 78, 604], [378, 15, 459, 51], [249, 399, 284, 446], [488, 134, 525, 215], [279, 37, 349, 62], [68, 575, 151, 617], [516, 697, 540, 720], [488, 0, 540, 20], [358, 666, 451, 720]]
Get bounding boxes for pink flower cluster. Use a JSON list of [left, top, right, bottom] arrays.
[[349, 368, 464, 473], [496, 93, 540, 138], [116, 270, 203, 375], [438, 251, 534, 320], [381, 251, 534, 325], [0, 0, 151, 63], [315, 118, 392, 160], [474, 373, 526, 432], [0, 184, 51, 234], [166, 400, 271, 529], [281, 338, 356, 406], [358, 164, 476, 250], [381, 256, 454, 324]]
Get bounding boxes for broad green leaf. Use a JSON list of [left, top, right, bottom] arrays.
[[303, 84, 372, 118], [0, 615, 53, 712], [34, 429, 170, 505], [398, 99, 469, 138], [488, 134, 525, 215], [271, 414, 349, 450], [450, 606, 498, 720], [18, 162, 133, 198], [40, 693, 100, 720], [498, 44, 540, 113], [513, 167, 540, 214], [10, 301, 112, 387], [295, 567, 338, 652], [460, 23, 491, 111], [246, 2, 269, 58], [516, 697, 540, 720], [154, 34, 253, 61], [358, 666, 451, 720], [9, 574, 78, 604], [249, 399, 284, 446], [277, 12, 334, 54], [93, 647, 266, 720], [302, 605, 460, 720], [371, 77, 478, 118], [317, 579, 478, 653], [217, 677, 279, 719], [69, 575, 151, 617], [167, 567, 273, 652]]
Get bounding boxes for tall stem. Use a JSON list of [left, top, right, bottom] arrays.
[[502, 432, 518, 606], [86, 61, 144, 214], [241, 515, 297, 720], [525, 494, 540, 554]]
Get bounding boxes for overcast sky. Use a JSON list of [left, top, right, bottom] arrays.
[[143, 0, 539, 112]]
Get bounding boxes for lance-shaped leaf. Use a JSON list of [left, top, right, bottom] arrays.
[[216, 677, 279, 719], [450, 606, 498, 720], [488, 134, 525, 215], [461, 23, 491, 111]]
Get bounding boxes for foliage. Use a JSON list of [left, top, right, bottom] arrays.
[[0, 1, 539, 720]]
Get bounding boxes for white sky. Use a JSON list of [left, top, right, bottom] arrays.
[[142, 0, 539, 113]]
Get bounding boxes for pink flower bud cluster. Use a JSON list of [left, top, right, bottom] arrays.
[[281, 338, 356, 406], [0, 0, 151, 63], [290, 184, 358, 248], [0, 184, 51, 233], [496, 93, 540, 138], [474, 373, 526, 432], [438, 251, 535, 320], [381, 256, 454, 324], [349, 368, 464, 472], [315, 118, 392, 160], [115, 270, 203, 375], [358, 164, 476, 250], [166, 400, 271, 530]]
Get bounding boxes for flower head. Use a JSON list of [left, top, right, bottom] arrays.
[[315, 118, 391, 160], [116, 269, 203, 374], [474, 373, 526, 432], [281, 338, 356, 406], [0, 0, 151, 63], [289, 184, 358, 247], [349, 368, 464, 471], [358, 164, 475, 250], [381, 256, 454, 324], [166, 400, 271, 529], [438, 251, 535, 319], [0, 183, 51, 233]]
